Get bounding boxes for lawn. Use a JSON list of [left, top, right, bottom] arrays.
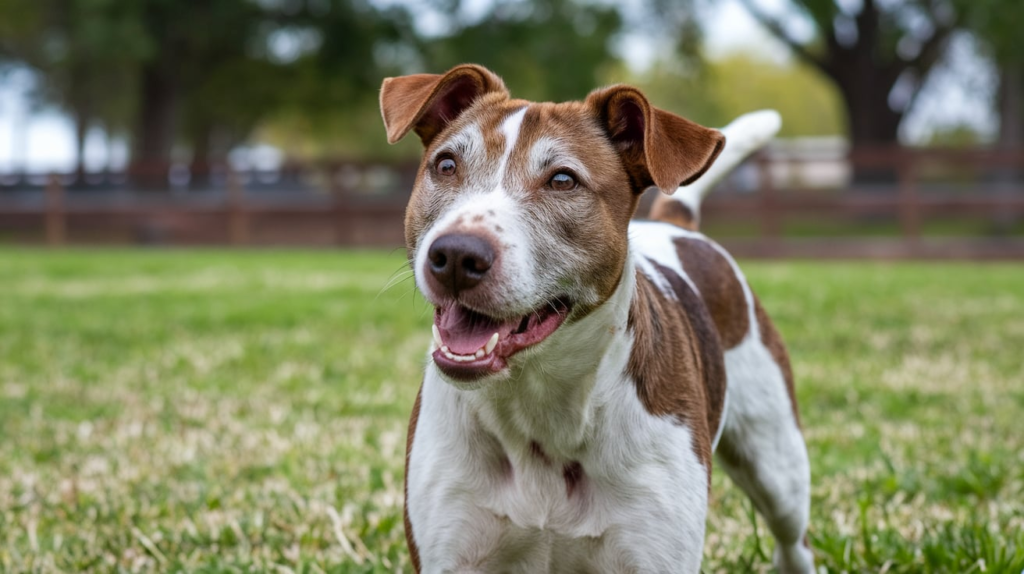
[[1, 249, 1022, 573]]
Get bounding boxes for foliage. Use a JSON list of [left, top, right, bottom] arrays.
[[613, 52, 845, 138], [1, 249, 1023, 571], [737, 0, 960, 144]]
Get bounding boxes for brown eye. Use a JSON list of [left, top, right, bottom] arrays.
[[435, 157, 457, 176], [550, 172, 576, 191]]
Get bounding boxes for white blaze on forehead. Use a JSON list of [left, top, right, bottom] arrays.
[[528, 136, 590, 181], [497, 107, 528, 177]]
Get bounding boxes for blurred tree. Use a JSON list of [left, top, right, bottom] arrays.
[[620, 53, 845, 138], [956, 0, 1024, 149], [737, 0, 959, 147], [128, 0, 293, 187], [425, 0, 622, 103], [260, 0, 634, 159], [0, 0, 145, 179], [259, 0, 418, 160]]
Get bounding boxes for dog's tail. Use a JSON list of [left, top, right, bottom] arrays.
[[650, 109, 781, 231]]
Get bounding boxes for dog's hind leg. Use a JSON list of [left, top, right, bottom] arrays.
[[715, 298, 814, 574]]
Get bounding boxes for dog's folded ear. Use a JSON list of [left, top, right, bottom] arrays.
[[586, 85, 725, 193], [380, 64, 508, 147]]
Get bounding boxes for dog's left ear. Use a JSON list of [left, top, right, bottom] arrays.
[[586, 85, 725, 193]]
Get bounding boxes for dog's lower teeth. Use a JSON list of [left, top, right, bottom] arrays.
[[475, 349, 484, 359]]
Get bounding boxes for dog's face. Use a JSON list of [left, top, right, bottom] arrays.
[[380, 65, 723, 386]]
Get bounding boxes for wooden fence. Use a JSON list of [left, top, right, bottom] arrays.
[[1, 148, 1022, 259]]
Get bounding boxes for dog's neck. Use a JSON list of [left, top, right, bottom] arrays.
[[460, 255, 637, 460]]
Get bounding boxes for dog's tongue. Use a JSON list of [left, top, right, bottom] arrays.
[[437, 305, 517, 355]]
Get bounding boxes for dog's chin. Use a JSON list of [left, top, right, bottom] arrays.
[[429, 296, 572, 385]]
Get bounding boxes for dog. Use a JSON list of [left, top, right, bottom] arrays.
[[379, 64, 813, 573]]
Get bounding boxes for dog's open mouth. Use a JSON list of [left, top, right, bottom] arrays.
[[431, 297, 572, 381]]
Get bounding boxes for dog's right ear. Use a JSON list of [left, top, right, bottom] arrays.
[[380, 64, 508, 147]]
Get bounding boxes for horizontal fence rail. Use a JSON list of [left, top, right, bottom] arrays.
[[1, 147, 1023, 259]]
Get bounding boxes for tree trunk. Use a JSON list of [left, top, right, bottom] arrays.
[[73, 111, 88, 186], [832, 60, 904, 188], [189, 121, 214, 191], [997, 61, 1024, 149], [993, 61, 1023, 233], [130, 66, 179, 191]]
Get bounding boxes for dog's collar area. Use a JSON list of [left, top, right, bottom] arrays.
[[431, 298, 571, 381]]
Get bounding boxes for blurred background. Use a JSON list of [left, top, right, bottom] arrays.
[[2, 3, 1023, 571], [0, 0, 1022, 257]]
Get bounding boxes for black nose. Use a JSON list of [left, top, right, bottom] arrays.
[[427, 234, 495, 294]]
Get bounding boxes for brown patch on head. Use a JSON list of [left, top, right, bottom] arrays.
[[627, 265, 727, 477], [404, 386, 423, 572], [650, 196, 698, 231], [754, 296, 801, 426], [674, 237, 750, 349]]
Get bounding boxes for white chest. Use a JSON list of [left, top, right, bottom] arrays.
[[406, 368, 710, 573]]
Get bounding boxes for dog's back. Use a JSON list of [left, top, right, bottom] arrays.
[[632, 110, 812, 571]]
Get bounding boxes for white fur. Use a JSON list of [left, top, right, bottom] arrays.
[[719, 334, 814, 573], [413, 107, 540, 323]]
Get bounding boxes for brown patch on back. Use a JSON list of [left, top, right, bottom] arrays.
[[529, 440, 551, 465], [674, 237, 749, 350], [754, 296, 801, 427], [563, 462, 584, 498], [404, 386, 423, 572], [627, 266, 727, 476], [649, 196, 698, 231]]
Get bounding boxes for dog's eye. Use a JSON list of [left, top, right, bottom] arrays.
[[435, 157, 457, 176], [549, 172, 576, 191]]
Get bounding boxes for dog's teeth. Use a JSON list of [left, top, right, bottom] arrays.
[[485, 333, 499, 355], [441, 345, 449, 353], [475, 349, 485, 359], [432, 325, 443, 348]]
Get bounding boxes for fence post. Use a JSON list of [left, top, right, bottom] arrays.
[[757, 152, 781, 251], [897, 157, 920, 247], [45, 173, 65, 246], [227, 168, 249, 245]]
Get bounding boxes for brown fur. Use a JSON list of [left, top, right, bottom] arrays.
[[563, 462, 584, 498], [673, 237, 750, 350], [380, 64, 507, 146], [627, 268, 727, 475], [649, 197, 698, 230], [755, 296, 801, 426], [585, 86, 725, 193]]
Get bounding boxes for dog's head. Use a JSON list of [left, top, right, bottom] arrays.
[[380, 64, 723, 386]]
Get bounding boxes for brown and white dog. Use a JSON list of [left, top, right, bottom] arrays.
[[379, 64, 813, 573]]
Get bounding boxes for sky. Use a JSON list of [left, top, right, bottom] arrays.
[[0, 0, 998, 172]]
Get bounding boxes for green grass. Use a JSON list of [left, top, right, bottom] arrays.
[[1, 249, 1022, 573]]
